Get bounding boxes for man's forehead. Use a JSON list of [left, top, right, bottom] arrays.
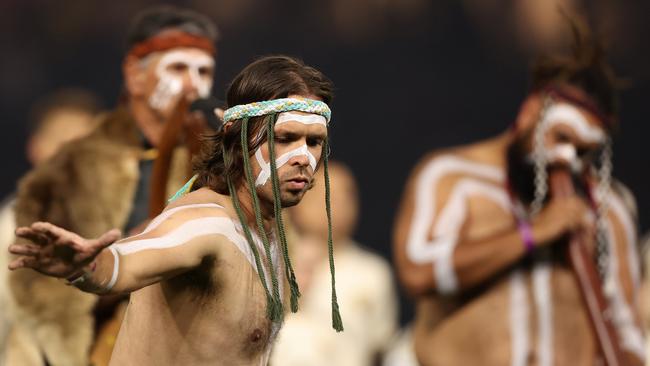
[[274, 118, 328, 135], [156, 48, 214, 64]]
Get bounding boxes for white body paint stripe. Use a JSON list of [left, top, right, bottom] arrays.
[[542, 103, 605, 143], [533, 263, 553, 366], [117, 217, 247, 255], [105, 246, 120, 291], [117, 214, 284, 294], [601, 193, 646, 359], [254, 145, 317, 186], [276, 112, 327, 126], [509, 270, 530, 366], [141, 203, 225, 236], [406, 155, 506, 293]]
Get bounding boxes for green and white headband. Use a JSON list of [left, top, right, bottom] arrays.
[[222, 97, 331, 124]]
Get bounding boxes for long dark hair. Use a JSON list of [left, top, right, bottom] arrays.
[[193, 55, 334, 193]]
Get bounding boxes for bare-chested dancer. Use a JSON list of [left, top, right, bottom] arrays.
[[393, 22, 645, 366], [8, 55, 343, 366]]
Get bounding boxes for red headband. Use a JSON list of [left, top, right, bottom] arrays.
[[127, 32, 215, 59]]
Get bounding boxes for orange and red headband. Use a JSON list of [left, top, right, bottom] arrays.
[[127, 31, 215, 59]]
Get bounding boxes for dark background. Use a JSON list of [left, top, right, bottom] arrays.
[[1, 0, 649, 324]]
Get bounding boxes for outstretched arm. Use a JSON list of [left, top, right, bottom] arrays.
[[8, 207, 225, 294]]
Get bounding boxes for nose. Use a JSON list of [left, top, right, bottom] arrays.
[[181, 71, 199, 97], [289, 152, 310, 168]]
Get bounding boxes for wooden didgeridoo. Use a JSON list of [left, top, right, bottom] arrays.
[[549, 167, 626, 366], [148, 97, 190, 218]]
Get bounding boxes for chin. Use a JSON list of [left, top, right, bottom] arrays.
[[280, 190, 306, 208]]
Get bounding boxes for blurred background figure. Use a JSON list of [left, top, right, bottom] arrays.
[[393, 14, 645, 366], [0, 88, 101, 366], [5, 5, 218, 366], [271, 161, 398, 366], [639, 232, 650, 366]]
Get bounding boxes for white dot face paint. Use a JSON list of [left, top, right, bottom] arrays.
[[148, 49, 215, 112]]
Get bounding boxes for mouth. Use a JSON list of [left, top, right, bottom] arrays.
[[285, 176, 310, 190]]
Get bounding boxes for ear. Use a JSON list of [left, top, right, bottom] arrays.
[[514, 93, 544, 133], [123, 55, 148, 98], [222, 121, 234, 133]]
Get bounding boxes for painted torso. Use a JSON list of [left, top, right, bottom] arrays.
[[404, 142, 644, 366], [109, 196, 285, 366]]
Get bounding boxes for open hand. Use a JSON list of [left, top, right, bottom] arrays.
[[8, 222, 121, 278]]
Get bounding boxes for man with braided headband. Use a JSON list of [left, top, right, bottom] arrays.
[[9, 55, 342, 366], [393, 17, 645, 366]]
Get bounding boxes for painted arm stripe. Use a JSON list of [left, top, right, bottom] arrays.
[[116, 216, 238, 255], [105, 245, 120, 292], [140, 203, 225, 235], [404, 156, 506, 293]]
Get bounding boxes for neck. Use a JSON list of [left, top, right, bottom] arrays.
[[129, 99, 165, 147], [234, 184, 276, 233]]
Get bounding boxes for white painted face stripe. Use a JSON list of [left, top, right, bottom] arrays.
[[105, 246, 120, 292], [406, 156, 506, 293], [509, 270, 529, 366], [254, 144, 317, 187], [275, 112, 327, 126], [543, 103, 605, 144], [532, 263, 553, 366], [140, 203, 224, 236]]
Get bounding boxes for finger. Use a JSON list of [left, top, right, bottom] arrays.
[[8, 256, 37, 271], [88, 229, 122, 252], [32, 222, 80, 243], [15, 227, 50, 245], [8, 243, 41, 256]]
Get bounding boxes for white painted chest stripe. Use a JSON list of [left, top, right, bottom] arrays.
[[406, 155, 507, 293], [600, 192, 645, 359]]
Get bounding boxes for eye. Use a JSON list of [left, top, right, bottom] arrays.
[[554, 131, 572, 144], [168, 62, 188, 73], [198, 66, 213, 78], [307, 137, 324, 147]]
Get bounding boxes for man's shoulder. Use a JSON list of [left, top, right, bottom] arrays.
[[411, 146, 505, 185]]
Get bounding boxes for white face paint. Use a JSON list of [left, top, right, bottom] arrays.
[[148, 49, 214, 111], [253, 111, 324, 187], [529, 102, 605, 171], [275, 111, 327, 126], [542, 103, 605, 144], [255, 145, 317, 186]]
